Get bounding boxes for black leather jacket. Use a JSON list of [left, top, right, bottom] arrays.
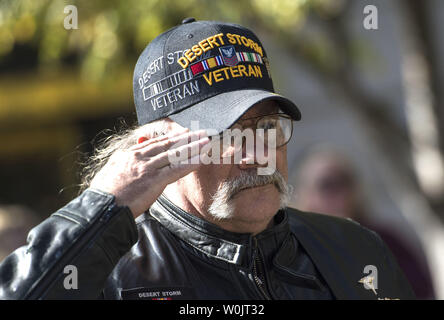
[[0, 189, 415, 300]]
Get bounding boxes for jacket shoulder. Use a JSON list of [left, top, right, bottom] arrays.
[[286, 207, 378, 242], [284, 207, 416, 299]]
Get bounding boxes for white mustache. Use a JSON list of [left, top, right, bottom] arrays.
[[224, 169, 287, 200], [208, 169, 292, 221]]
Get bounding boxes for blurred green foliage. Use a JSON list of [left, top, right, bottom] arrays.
[[0, 0, 341, 81]]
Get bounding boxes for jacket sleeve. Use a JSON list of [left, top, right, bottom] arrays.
[[0, 188, 139, 300]]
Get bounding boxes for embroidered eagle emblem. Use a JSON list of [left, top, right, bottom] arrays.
[[219, 45, 238, 66], [221, 47, 234, 57]]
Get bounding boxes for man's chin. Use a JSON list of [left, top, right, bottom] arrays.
[[230, 185, 281, 220]]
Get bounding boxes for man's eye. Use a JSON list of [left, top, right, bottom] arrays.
[[259, 119, 278, 130]]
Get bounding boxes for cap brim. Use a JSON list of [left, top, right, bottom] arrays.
[[169, 89, 301, 134]]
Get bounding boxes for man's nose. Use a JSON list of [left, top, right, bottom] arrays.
[[238, 136, 268, 170]]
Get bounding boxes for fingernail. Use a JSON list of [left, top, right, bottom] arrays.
[[200, 137, 210, 144]]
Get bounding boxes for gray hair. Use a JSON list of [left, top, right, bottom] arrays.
[[78, 119, 170, 193]]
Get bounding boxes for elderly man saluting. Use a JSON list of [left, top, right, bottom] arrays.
[[0, 19, 414, 300]]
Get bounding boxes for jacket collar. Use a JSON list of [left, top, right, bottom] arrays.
[[149, 194, 291, 268]]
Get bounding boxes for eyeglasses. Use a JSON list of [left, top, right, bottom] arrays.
[[210, 113, 294, 154], [231, 113, 294, 148]]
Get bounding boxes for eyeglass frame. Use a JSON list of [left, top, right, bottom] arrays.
[[216, 112, 294, 148]]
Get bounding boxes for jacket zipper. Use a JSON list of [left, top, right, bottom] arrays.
[[252, 237, 272, 300], [25, 203, 119, 299]]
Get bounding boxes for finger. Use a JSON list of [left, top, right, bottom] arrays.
[[141, 130, 208, 158], [129, 127, 189, 151], [158, 154, 203, 183], [151, 136, 210, 169]]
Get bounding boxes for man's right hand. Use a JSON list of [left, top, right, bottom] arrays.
[[89, 128, 210, 218]]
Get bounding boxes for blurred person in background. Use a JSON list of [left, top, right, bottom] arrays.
[[292, 145, 435, 299]]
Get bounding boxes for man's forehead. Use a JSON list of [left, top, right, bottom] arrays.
[[240, 100, 281, 119]]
